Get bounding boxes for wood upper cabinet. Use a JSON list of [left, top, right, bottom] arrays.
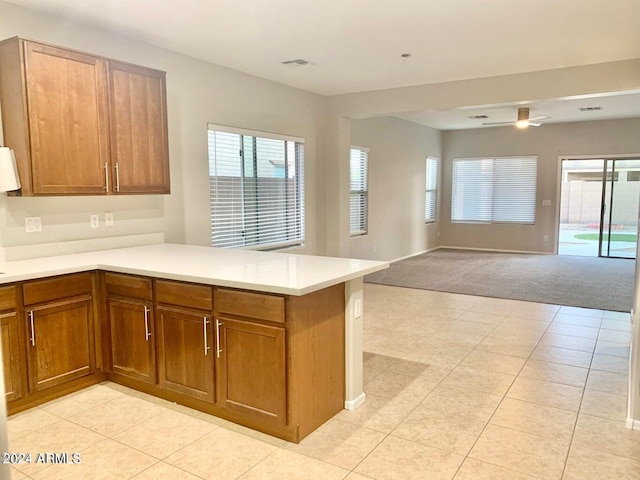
[[1, 285, 24, 402], [0, 36, 170, 196], [104, 273, 156, 384], [22, 274, 95, 392], [107, 61, 170, 194]]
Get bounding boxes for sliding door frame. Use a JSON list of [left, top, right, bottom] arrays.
[[556, 153, 640, 257]]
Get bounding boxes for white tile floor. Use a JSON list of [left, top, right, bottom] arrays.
[[6, 283, 640, 479]]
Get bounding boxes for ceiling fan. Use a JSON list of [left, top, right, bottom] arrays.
[[482, 107, 551, 128]]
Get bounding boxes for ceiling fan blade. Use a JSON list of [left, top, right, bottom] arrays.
[[482, 121, 515, 126], [528, 122, 542, 127], [528, 115, 551, 122]]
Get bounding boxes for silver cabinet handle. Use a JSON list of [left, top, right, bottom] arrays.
[[215, 318, 223, 358], [29, 310, 35, 346], [204, 317, 210, 356], [104, 162, 110, 191], [114, 162, 120, 192], [144, 305, 151, 341]]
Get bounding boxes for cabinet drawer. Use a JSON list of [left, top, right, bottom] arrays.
[[0, 285, 17, 311], [156, 280, 213, 311], [104, 272, 152, 300], [215, 288, 285, 324], [23, 272, 92, 306]]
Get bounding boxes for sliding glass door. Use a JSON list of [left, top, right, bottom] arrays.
[[559, 158, 640, 258], [600, 159, 640, 258]]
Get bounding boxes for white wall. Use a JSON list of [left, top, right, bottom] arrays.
[[440, 118, 640, 253], [0, 1, 326, 254], [349, 117, 441, 261]]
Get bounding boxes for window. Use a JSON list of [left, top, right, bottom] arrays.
[[451, 157, 537, 224], [350, 146, 369, 236], [208, 124, 305, 249], [425, 157, 438, 223]]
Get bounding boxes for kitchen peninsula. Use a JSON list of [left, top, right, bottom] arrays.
[[0, 243, 388, 442]]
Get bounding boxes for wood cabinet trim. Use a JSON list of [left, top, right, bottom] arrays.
[[215, 288, 285, 324], [23, 272, 92, 306]]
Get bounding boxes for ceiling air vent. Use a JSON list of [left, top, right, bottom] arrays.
[[282, 59, 310, 67], [578, 107, 603, 111], [468, 115, 489, 119]]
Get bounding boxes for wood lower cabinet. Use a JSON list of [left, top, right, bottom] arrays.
[[213, 285, 345, 442], [1, 284, 24, 402], [26, 297, 95, 391], [104, 272, 156, 384], [1, 271, 346, 443], [156, 306, 214, 402], [215, 316, 286, 425], [155, 279, 215, 402], [1, 312, 22, 401], [22, 273, 96, 393], [107, 298, 156, 384]]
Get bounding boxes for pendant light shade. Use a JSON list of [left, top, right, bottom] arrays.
[[0, 147, 21, 192]]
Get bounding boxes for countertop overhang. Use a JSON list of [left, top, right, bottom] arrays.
[[0, 243, 389, 295]]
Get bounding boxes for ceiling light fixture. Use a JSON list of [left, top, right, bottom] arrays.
[[515, 108, 530, 129], [578, 106, 603, 111], [468, 115, 489, 119]]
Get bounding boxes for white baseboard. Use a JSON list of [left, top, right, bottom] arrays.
[[344, 392, 366, 411], [626, 417, 640, 430], [390, 246, 441, 263], [439, 245, 552, 255]]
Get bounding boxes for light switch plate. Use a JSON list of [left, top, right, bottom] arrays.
[[354, 299, 362, 318], [105, 212, 114, 227], [542, 199, 552, 207], [90, 214, 99, 228]]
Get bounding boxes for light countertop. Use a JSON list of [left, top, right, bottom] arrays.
[[0, 243, 389, 295]]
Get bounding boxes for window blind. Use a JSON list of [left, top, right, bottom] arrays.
[[451, 157, 537, 224], [425, 157, 438, 223], [208, 126, 305, 249], [350, 147, 368, 236]]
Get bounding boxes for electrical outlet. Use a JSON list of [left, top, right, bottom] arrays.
[[90, 214, 99, 228], [25, 217, 42, 232], [105, 212, 114, 227], [543, 235, 549, 242], [372, 245, 376, 253]]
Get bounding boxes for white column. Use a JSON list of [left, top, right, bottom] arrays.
[[344, 277, 365, 410]]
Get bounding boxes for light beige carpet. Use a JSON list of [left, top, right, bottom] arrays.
[[365, 249, 634, 312]]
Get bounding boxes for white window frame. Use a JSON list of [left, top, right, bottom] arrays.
[[451, 156, 538, 224], [350, 146, 369, 236], [207, 123, 305, 250], [425, 157, 439, 223]]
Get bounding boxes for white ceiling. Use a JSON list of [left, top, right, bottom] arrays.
[[6, 0, 640, 128], [396, 91, 640, 130]]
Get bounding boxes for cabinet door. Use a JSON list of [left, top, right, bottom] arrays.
[[157, 307, 214, 402], [216, 317, 286, 425], [24, 41, 109, 195], [108, 298, 156, 384], [107, 61, 170, 194], [1, 312, 24, 402], [26, 297, 95, 392]]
